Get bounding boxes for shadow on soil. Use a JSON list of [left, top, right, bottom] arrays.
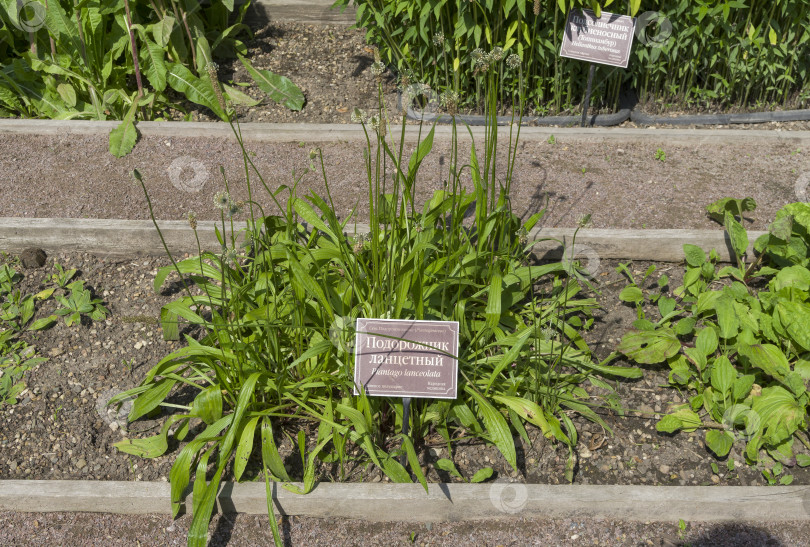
[[678, 522, 785, 547]]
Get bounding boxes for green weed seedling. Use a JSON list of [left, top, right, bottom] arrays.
[[1, 266, 57, 335], [48, 263, 78, 290], [655, 148, 666, 162], [54, 281, 108, 327], [678, 519, 688, 541], [434, 458, 493, 483], [761, 462, 794, 486], [616, 262, 663, 323], [0, 336, 47, 406]]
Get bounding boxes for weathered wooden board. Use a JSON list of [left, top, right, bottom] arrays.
[[1, 480, 807, 522], [0, 218, 765, 263]]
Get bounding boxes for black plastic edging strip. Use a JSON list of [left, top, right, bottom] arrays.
[[406, 106, 631, 127], [407, 106, 810, 127], [630, 108, 810, 126]]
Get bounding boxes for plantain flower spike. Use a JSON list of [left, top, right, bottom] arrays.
[[214, 191, 231, 210]]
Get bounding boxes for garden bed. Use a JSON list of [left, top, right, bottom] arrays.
[[2, 248, 809, 489], [2, 113, 809, 545], [169, 17, 810, 130]]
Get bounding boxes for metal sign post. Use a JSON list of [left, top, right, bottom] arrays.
[[580, 63, 596, 127], [400, 397, 412, 468]]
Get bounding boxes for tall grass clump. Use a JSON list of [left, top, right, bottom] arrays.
[[111, 42, 640, 547], [336, 0, 810, 114]]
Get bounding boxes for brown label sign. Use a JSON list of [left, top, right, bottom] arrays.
[[353, 318, 459, 399], [559, 9, 636, 68]]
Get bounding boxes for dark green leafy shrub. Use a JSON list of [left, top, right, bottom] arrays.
[[0, 0, 303, 155]]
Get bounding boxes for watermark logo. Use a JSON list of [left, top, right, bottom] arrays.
[[328, 315, 356, 353], [398, 82, 440, 119], [721, 404, 761, 443], [167, 156, 209, 193], [14, 0, 47, 33], [794, 170, 810, 202], [635, 11, 673, 48], [489, 481, 528, 514], [95, 388, 133, 432], [563, 243, 601, 278]]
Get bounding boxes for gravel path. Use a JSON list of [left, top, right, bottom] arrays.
[[1, 129, 806, 231], [2, 511, 810, 546]]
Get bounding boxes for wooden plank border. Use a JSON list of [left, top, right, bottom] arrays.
[[1, 480, 807, 522], [0, 218, 765, 263], [1, 119, 809, 146]]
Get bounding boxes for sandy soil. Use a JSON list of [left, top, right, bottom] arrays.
[[0, 129, 807, 232]]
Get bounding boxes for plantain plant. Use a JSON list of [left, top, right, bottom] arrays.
[[113, 47, 640, 546], [0, 260, 106, 408], [0, 0, 304, 157], [617, 198, 810, 473]]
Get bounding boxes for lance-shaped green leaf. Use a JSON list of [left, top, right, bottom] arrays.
[[656, 408, 702, 433], [237, 53, 304, 111], [695, 326, 718, 356], [467, 387, 516, 471], [485, 268, 503, 329], [223, 83, 260, 106], [724, 210, 749, 260], [710, 355, 736, 395], [715, 293, 739, 339], [190, 384, 223, 425], [151, 15, 175, 47], [108, 97, 138, 158], [139, 37, 167, 92], [166, 62, 225, 119]]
